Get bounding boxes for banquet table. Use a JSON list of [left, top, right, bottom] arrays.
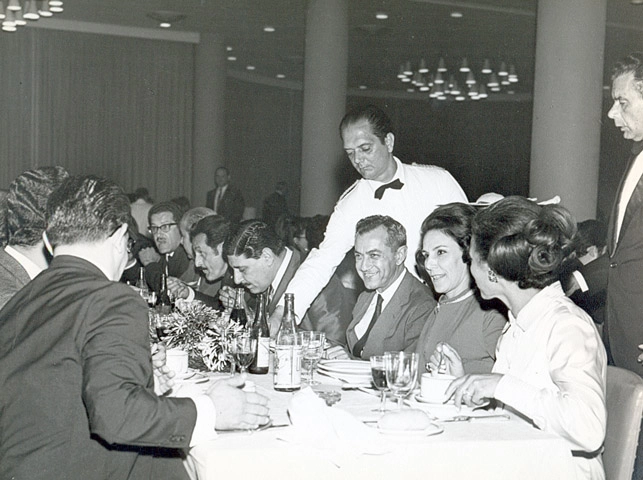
[[173, 369, 576, 480]]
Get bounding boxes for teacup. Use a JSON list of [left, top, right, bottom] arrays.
[[166, 348, 189, 375], [420, 373, 455, 403]]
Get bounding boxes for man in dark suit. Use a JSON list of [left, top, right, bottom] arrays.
[[205, 167, 245, 225], [599, 52, 643, 375], [0, 166, 68, 309], [0, 175, 269, 480], [262, 180, 289, 228], [139, 201, 192, 293], [331, 215, 435, 360], [221, 220, 300, 317]]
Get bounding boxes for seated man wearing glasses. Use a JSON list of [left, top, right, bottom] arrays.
[[138, 201, 192, 293]]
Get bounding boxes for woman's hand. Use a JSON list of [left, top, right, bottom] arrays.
[[445, 373, 503, 408], [427, 342, 465, 377]]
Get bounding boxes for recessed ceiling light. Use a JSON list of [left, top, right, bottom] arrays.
[[159, 22, 171, 28], [450, 11, 463, 18], [375, 12, 388, 20], [276, 74, 285, 79], [49, 0, 64, 6], [407, 88, 415, 93], [227, 56, 237, 61], [50, 6, 63, 13], [226, 46, 233, 52], [246, 65, 255, 71], [263, 26, 275, 32], [359, 85, 367, 90]]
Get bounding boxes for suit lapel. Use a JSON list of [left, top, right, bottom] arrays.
[[366, 272, 413, 346], [268, 249, 301, 315]]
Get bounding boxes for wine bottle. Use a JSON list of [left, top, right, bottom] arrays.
[[273, 293, 301, 391], [230, 287, 248, 328], [158, 272, 172, 314], [249, 292, 270, 374]]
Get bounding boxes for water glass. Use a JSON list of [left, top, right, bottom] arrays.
[[370, 355, 388, 412], [384, 351, 418, 409], [233, 332, 256, 374], [298, 331, 326, 385]]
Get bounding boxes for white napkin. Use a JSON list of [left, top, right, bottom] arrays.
[[277, 387, 390, 466]]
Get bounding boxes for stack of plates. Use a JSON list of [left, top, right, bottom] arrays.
[[317, 359, 373, 385]]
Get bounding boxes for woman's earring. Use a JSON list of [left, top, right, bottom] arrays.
[[488, 270, 498, 283]]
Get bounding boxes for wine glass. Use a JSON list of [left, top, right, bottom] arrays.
[[233, 332, 256, 375], [298, 331, 326, 385], [384, 351, 418, 409], [155, 312, 172, 341], [370, 355, 389, 412]]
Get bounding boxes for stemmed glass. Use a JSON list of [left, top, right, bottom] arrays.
[[232, 332, 256, 375], [298, 331, 326, 385], [370, 355, 389, 412], [384, 351, 418, 409]]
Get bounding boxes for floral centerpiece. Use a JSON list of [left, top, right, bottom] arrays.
[[160, 299, 245, 372]]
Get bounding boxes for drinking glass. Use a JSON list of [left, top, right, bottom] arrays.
[[154, 312, 172, 341], [298, 331, 326, 385], [370, 355, 389, 412], [233, 332, 256, 375], [384, 351, 418, 409]]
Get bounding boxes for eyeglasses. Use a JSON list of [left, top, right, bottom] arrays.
[[148, 223, 177, 234]]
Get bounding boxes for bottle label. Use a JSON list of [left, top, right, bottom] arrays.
[[273, 345, 301, 388], [256, 337, 270, 368]]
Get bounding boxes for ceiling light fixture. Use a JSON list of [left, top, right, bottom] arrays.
[[396, 57, 519, 101], [263, 26, 275, 32], [375, 12, 388, 20], [450, 11, 463, 18], [1, 0, 66, 33], [146, 10, 186, 29]]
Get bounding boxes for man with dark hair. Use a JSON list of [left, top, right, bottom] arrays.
[[139, 200, 191, 292], [275, 104, 467, 332], [262, 180, 289, 228], [0, 175, 269, 480], [129, 186, 154, 238], [0, 166, 69, 309], [329, 215, 434, 359], [205, 167, 245, 225], [222, 220, 300, 316]]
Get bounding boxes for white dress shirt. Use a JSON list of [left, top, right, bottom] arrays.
[[4, 245, 44, 279], [493, 282, 607, 480], [285, 157, 467, 319], [615, 150, 643, 243]]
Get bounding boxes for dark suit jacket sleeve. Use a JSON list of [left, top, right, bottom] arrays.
[[82, 284, 198, 448]]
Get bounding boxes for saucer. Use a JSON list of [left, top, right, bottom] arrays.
[[377, 422, 443, 437]]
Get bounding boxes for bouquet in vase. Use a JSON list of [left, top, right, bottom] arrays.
[[161, 299, 245, 372]]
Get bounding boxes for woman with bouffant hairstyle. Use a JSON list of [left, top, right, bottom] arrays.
[[441, 197, 607, 480]]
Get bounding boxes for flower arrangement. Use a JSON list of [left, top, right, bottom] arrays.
[[161, 299, 245, 372]]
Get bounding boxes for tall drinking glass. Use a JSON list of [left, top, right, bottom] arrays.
[[298, 331, 326, 385], [370, 355, 389, 412], [384, 352, 418, 409]]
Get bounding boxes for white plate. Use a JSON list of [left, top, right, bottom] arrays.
[[377, 422, 444, 437], [415, 394, 489, 410], [319, 360, 371, 371], [317, 370, 373, 385]]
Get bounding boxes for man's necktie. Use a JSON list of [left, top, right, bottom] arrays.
[[214, 188, 223, 212], [352, 294, 383, 358], [374, 179, 404, 200]]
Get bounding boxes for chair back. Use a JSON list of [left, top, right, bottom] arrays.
[[604, 365, 643, 480]]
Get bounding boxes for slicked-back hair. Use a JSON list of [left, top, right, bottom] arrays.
[[416, 203, 476, 276], [46, 175, 130, 248], [191, 215, 230, 256], [612, 52, 643, 84], [148, 201, 183, 225], [339, 105, 394, 144], [471, 196, 577, 290], [355, 215, 406, 251], [575, 219, 607, 257], [224, 220, 284, 260], [181, 207, 215, 233], [7, 166, 69, 247]]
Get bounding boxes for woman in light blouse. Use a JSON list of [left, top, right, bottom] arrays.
[[440, 196, 607, 480]]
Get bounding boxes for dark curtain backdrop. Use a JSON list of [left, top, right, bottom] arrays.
[[0, 28, 194, 203]]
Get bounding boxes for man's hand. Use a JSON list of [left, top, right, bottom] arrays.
[[139, 246, 161, 266], [207, 374, 270, 430], [167, 277, 190, 299], [325, 345, 350, 360], [152, 343, 176, 395], [445, 373, 503, 408], [218, 286, 236, 310]]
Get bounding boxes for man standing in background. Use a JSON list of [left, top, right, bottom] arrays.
[[206, 167, 245, 225]]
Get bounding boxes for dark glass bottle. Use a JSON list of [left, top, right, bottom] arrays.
[[249, 292, 270, 374], [230, 287, 248, 328], [157, 272, 172, 314]]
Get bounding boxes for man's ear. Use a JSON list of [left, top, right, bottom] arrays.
[[261, 247, 275, 265], [395, 245, 407, 266], [111, 223, 129, 252], [385, 132, 395, 153]]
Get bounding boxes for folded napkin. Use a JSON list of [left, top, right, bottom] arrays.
[[277, 387, 390, 467]]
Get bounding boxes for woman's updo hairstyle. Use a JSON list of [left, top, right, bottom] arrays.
[[471, 196, 577, 290]]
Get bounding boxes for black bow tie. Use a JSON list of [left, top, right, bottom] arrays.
[[374, 179, 404, 200]]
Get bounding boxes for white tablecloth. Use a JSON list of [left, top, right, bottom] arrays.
[[176, 372, 577, 480]]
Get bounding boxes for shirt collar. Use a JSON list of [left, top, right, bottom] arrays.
[[510, 282, 564, 332], [376, 268, 406, 307], [4, 245, 45, 279], [271, 247, 293, 298], [366, 156, 405, 191]]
